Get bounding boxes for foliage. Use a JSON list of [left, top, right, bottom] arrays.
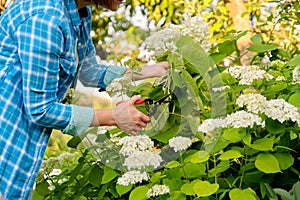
[[34, 10, 300, 199]]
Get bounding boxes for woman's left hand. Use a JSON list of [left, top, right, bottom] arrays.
[[124, 61, 169, 81]]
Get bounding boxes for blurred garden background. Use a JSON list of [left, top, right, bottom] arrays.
[[24, 0, 300, 199]]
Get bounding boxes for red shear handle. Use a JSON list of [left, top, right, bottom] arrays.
[[116, 99, 145, 106], [134, 99, 145, 105]]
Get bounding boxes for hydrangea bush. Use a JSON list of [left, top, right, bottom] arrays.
[[34, 15, 300, 200]]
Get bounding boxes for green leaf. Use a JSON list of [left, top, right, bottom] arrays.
[[181, 183, 196, 196], [177, 36, 213, 75], [287, 55, 300, 66], [223, 128, 244, 143], [168, 52, 184, 68], [247, 43, 279, 53], [227, 31, 247, 41], [35, 181, 50, 196], [229, 188, 257, 200], [218, 40, 235, 56], [208, 160, 230, 177], [293, 182, 300, 200], [184, 150, 209, 163], [116, 184, 133, 196], [218, 150, 243, 160], [210, 52, 227, 65], [184, 163, 206, 178], [101, 167, 119, 184], [171, 68, 184, 88], [89, 165, 103, 187], [67, 136, 82, 148], [193, 181, 219, 197], [166, 161, 180, 169], [273, 153, 294, 170], [181, 69, 199, 96], [288, 91, 300, 108], [262, 82, 287, 96], [168, 191, 186, 200], [250, 34, 263, 44], [265, 118, 286, 134], [255, 153, 281, 173], [273, 188, 293, 200], [205, 138, 230, 153], [264, 183, 277, 199], [129, 186, 148, 200], [248, 138, 274, 151], [150, 122, 178, 143], [69, 162, 84, 182], [163, 178, 184, 191]]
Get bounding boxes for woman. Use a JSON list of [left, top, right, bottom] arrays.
[[0, 0, 168, 199]]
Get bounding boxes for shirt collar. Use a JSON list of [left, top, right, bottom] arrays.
[[63, 0, 82, 29]]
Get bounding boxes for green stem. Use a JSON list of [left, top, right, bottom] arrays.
[[239, 146, 247, 189], [234, 40, 242, 65], [180, 151, 187, 180], [213, 153, 218, 184]]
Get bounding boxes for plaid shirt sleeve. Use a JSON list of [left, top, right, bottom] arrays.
[[78, 36, 127, 89], [15, 13, 93, 134]]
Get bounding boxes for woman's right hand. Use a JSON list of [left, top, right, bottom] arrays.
[[112, 95, 150, 135]]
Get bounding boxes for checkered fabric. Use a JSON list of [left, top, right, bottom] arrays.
[[0, 0, 126, 199]]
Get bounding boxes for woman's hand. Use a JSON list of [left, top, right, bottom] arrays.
[[124, 61, 169, 81], [112, 95, 150, 135]]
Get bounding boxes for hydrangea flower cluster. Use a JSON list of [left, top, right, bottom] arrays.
[[105, 76, 131, 97], [118, 135, 154, 156], [224, 65, 273, 85], [236, 93, 267, 114], [117, 170, 150, 186], [224, 110, 265, 128], [198, 111, 265, 133], [264, 99, 300, 124], [168, 136, 192, 152], [123, 151, 162, 170], [141, 14, 210, 57], [237, 93, 300, 125], [146, 184, 170, 198], [198, 118, 225, 133]]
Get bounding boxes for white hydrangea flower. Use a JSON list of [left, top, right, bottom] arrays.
[[264, 99, 300, 123], [141, 14, 210, 58], [168, 136, 192, 152], [292, 66, 300, 84], [119, 135, 154, 156], [106, 77, 131, 96], [141, 27, 180, 57], [224, 110, 265, 128], [123, 151, 162, 170], [211, 85, 230, 92], [224, 65, 273, 85], [39, 157, 61, 176], [49, 169, 62, 177], [198, 118, 225, 133], [117, 171, 150, 186], [236, 93, 267, 114], [47, 180, 55, 191], [237, 94, 300, 126], [146, 185, 170, 198], [170, 13, 211, 51]]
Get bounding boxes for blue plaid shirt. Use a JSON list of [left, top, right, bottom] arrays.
[[0, 0, 126, 199]]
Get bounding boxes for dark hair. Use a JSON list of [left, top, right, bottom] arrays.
[[94, 0, 112, 9]]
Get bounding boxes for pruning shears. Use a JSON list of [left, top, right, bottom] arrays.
[[116, 94, 171, 116]]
